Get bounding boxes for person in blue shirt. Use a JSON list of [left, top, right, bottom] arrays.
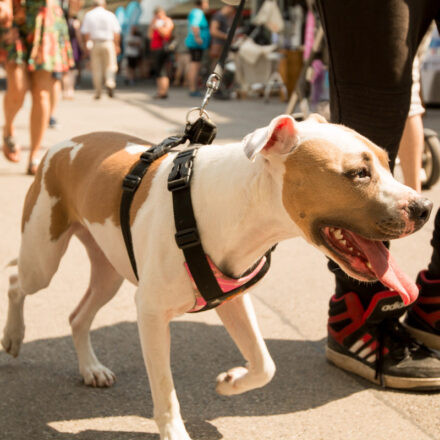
[[185, 0, 210, 97]]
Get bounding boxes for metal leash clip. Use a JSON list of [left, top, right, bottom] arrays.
[[200, 72, 221, 114], [185, 106, 217, 145]]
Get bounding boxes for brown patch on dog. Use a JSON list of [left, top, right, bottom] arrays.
[[282, 138, 385, 243], [336, 124, 390, 169], [42, 132, 162, 241], [21, 160, 44, 232], [352, 132, 390, 170]]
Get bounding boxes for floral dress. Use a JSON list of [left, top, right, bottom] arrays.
[[0, 0, 73, 72]]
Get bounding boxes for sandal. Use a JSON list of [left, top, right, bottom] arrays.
[[153, 93, 168, 99], [2, 135, 20, 163], [27, 159, 39, 176]]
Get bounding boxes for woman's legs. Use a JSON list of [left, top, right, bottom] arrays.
[[156, 76, 169, 97], [398, 114, 424, 193], [49, 75, 62, 128], [3, 62, 28, 161], [29, 70, 53, 172], [187, 61, 200, 93]]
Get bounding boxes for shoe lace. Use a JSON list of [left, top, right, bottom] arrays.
[[372, 318, 432, 386]]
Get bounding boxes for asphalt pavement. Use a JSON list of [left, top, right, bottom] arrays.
[[1, 82, 440, 440]]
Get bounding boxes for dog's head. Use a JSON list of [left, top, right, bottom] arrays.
[[243, 114, 432, 305]]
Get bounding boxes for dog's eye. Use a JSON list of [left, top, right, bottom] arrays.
[[347, 167, 371, 181], [356, 168, 370, 179]]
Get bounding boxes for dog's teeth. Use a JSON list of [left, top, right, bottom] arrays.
[[340, 239, 347, 246], [348, 247, 354, 252], [366, 262, 373, 270], [334, 229, 343, 239]]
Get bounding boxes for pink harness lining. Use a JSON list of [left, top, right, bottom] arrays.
[[185, 255, 267, 312]]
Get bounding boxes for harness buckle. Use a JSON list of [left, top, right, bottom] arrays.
[[141, 136, 187, 164], [122, 174, 141, 192], [140, 150, 157, 163], [175, 227, 200, 249], [167, 149, 197, 191]]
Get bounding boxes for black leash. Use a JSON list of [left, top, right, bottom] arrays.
[[120, 0, 245, 281], [199, 0, 246, 113], [119, 0, 274, 311]]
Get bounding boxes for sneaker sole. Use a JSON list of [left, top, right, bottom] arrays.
[[326, 346, 440, 390], [404, 323, 440, 351]]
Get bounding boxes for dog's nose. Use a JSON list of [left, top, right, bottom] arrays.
[[407, 197, 433, 223]]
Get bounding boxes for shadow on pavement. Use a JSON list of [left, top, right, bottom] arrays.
[[0, 321, 364, 439]]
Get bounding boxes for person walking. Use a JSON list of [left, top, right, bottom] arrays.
[[0, 0, 74, 175], [185, 0, 210, 97], [315, 0, 440, 389], [81, 0, 121, 99], [209, 4, 234, 65], [148, 7, 174, 99], [124, 25, 142, 86]]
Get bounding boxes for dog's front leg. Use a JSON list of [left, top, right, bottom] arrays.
[[135, 288, 191, 440], [215, 293, 276, 395]]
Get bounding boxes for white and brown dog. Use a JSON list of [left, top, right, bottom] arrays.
[[2, 114, 432, 440]]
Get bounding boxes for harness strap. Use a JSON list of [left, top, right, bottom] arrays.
[[120, 135, 187, 280], [168, 148, 224, 306], [168, 149, 275, 312]]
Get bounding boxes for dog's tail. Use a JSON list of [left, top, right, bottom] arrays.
[[4, 258, 18, 269]]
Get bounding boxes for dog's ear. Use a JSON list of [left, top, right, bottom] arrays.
[[243, 115, 299, 161]]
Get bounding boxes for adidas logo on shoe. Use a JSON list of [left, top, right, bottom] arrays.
[[381, 301, 405, 312], [326, 290, 440, 390]]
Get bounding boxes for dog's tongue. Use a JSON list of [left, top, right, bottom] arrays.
[[346, 232, 418, 305]]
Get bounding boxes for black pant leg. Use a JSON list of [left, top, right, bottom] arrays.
[[316, 0, 440, 304]]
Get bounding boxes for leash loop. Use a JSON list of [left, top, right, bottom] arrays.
[[186, 107, 210, 124]]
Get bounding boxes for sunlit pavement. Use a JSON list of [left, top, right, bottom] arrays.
[[1, 82, 440, 440]]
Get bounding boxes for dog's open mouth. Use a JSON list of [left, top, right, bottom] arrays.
[[321, 226, 418, 305]]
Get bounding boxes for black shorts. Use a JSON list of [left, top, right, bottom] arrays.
[[151, 49, 170, 78], [52, 71, 63, 80], [189, 48, 203, 62], [127, 56, 140, 70]]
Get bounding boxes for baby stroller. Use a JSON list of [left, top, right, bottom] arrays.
[[232, 0, 287, 101]]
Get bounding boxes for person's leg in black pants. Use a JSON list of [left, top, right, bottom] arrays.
[[316, 0, 440, 389]]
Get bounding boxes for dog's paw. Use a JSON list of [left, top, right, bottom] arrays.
[[1, 326, 24, 357], [160, 420, 192, 440], [81, 363, 116, 387], [215, 366, 249, 396]]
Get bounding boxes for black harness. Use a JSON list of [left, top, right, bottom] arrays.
[[120, 139, 274, 312], [119, 0, 273, 312]]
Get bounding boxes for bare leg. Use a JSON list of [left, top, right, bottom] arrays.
[[187, 61, 200, 93], [49, 77, 61, 123], [398, 114, 424, 193], [62, 70, 76, 99], [215, 293, 276, 395], [3, 62, 28, 161], [157, 76, 169, 96], [29, 70, 52, 169], [136, 289, 191, 440]]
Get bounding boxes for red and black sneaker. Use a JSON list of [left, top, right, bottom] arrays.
[[326, 290, 440, 390], [404, 270, 440, 350]]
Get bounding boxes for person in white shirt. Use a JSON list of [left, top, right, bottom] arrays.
[[81, 0, 121, 99]]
